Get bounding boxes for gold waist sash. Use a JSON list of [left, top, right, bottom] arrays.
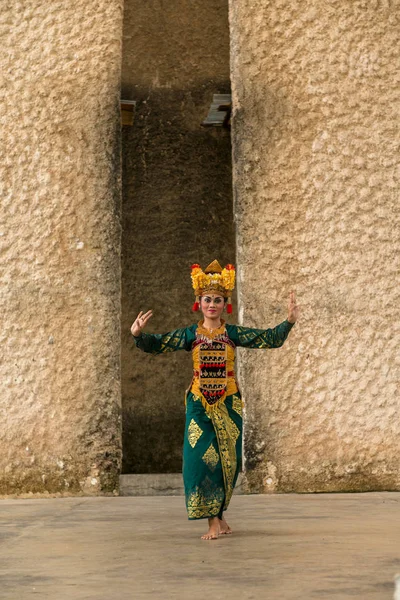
[[190, 376, 238, 398]]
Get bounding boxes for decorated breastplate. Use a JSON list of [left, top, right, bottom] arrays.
[[192, 330, 235, 406]]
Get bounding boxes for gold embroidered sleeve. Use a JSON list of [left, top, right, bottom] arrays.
[[133, 327, 194, 355], [229, 320, 294, 349]]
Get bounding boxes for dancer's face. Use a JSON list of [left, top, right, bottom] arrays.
[[200, 293, 226, 320]]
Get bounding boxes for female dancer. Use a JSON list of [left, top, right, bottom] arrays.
[[131, 260, 299, 540]]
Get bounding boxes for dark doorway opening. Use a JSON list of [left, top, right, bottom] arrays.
[[121, 0, 235, 474]]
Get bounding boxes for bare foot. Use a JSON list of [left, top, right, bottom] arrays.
[[218, 515, 233, 535], [201, 517, 220, 540]]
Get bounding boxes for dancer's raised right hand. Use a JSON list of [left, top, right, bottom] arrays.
[[131, 310, 153, 337]]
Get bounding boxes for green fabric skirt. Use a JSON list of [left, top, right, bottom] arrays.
[[183, 391, 243, 520]]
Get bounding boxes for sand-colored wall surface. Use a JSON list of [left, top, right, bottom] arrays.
[[229, 0, 400, 491], [0, 0, 124, 496]]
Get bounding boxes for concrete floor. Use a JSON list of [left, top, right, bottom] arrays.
[[0, 492, 399, 600]]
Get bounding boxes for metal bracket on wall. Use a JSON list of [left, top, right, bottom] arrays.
[[201, 94, 231, 129], [120, 100, 137, 126]]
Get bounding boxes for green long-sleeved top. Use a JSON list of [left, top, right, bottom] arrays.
[[132, 319, 294, 355]]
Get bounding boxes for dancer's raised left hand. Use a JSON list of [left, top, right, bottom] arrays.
[[287, 291, 300, 324]]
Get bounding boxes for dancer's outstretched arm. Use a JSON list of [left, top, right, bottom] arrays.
[[131, 310, 195, 355], [227, 291, 300, 349]]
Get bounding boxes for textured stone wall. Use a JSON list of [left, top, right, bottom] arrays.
[[0, 0, 124, 496], [229, 0, 400, 492], [121, 0, 235, 472]]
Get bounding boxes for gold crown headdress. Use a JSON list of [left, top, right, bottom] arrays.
[[191, 260, 235, 314]]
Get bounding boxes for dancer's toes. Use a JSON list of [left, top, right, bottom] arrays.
[[201, 531, 218, 540], [219, 527, 232, 535], [201, 518, 219, 540], [218, 516, 233, 535]]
